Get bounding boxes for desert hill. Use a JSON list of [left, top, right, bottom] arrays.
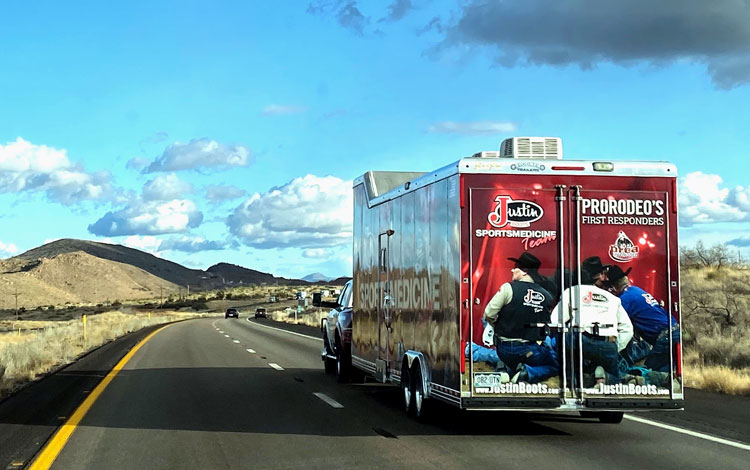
[[0, 239, 311, 310]]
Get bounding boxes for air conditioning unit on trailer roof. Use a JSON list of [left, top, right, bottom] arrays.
[[500, 137, 562, 160]]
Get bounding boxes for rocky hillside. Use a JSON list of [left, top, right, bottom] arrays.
[[0, 239, 301, 309]]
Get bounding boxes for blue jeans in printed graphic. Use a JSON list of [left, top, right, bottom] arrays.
[[566, 335, 621, 385], [645, 327, 680, 373], [496, 340, 558, 383]]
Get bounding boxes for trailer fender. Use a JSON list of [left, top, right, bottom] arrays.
[[404, 351, 431, 399]]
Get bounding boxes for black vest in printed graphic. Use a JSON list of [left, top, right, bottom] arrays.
[[496, 281, 553, 341]]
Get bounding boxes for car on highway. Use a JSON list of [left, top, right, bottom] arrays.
[[254, 307, 267, 319], [315, 280, 353, 382], [225, 308, 239, 319]]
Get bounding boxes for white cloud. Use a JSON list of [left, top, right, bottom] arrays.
[[261, 104, 309, 115], [122, 235, 164, 256], [145, 138, 251, 173], [227, 174, 352, 249], [0, 240, 19, 257], [678, 172, 750, 226], [126, 157, 149, 171], [142, 173, 193, 201], [205, 184, 246, 203], [428, 121, 518, 136], [302, 248, 334, 259], [0, 137, 114, 204], [88, 199, 203, 236], [160, 235, 226, 253]]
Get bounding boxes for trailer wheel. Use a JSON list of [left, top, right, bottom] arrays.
[[400, 362, 412, 414], [598, 412, 624, 424], [411, 363, 426, 419]]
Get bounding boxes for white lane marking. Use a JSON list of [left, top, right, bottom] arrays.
[[624, 415, 750, 451], [219, 331, 224, 334], [268, 363, 284, 371], [313, 392, 344, 409], [224, 334, 230, 338], [245, 317, 323, 342], [233, 340, 240, 344], [246, 348, 256, 354]]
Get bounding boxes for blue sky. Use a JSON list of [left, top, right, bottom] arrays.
[[1, 0, 749, 278]]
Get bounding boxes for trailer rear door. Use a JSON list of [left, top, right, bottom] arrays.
[[467, 177, 680, 408]]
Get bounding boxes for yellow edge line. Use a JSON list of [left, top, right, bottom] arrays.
[[29, 324, 173, 470]]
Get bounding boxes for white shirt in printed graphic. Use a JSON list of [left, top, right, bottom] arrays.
[[551, 285, 633, 352]]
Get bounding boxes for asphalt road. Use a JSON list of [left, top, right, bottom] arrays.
[[11, 317, 750, 469]]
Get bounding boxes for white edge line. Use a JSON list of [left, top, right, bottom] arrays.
[[268, 363, 284, 371], [245, 317, 323, 342], [233, 340, 240, 344], [246, 348, 256, 354], [624, 415, 750, 451], [313, 392, 344, 409]]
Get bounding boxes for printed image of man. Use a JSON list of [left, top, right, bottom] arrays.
[[552, 257, 633, 386], [607, 265, 680, 373], [482, 252, 558, 384]]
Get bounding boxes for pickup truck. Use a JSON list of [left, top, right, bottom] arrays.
[[316, 280, 353, 382]]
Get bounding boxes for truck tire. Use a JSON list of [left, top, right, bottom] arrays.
[[400, 362, 412, 415], [411, 363, 426, 419], [598, 412, 624, 424], [323, 332, 336, 374], [335, 334, 350, 383]]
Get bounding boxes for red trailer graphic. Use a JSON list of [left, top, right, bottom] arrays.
[[349, 137, 682, 419]]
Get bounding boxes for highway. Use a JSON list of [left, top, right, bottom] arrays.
[[7, 317, 750, 469]]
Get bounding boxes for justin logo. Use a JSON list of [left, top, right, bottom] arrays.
[[582, 291, 608, 304], [609, 231, 639, 262], [523, 289, 546, 313], [488, 196, 544, 228]]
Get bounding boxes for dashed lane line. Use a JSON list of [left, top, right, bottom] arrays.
[[246, 349, 256, 354], [624, 415, 750, 452], [224, 334, 230, 338], [245, 317, 323, 342], [233, 340, 240, 344], [268, 363, 284, 371], [313, 392, 344, 409]]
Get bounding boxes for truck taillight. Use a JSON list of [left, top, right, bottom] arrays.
[[672, 179, 678, 214], [675, 342, 682, 377]]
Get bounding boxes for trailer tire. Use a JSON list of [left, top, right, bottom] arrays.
[[598, 412, 624, 424], [401, 362, 412, 415], [411, 363, 426, 419]]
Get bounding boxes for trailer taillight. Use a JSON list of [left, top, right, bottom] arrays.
[[672, 178, 678, 214], [551, 166, 585, 171], [460, 176, 465, 208], [676, 342, 682, 377]]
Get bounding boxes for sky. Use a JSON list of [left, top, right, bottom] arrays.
[[1, 0, 749, 278]]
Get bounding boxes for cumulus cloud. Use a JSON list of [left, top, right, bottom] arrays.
[[205, 185, 246, 204], [121, 235, 164, 255], [142, 173, 193, 201], [308, 1, 369, 34], [261, 104, 309, 116], [145, 138, 251, 173], [0, 240, 19, 257], [678, 172, 750, 226], [0, 137, 114, 205], [728, 236, 750, 247], [88, 199, 203, 236], [160, 235, 227, 253], [227, 174, 352, 249], [302, 248, 334, 259], [126, 157, 149, 171], [439, 0, 750, 89], [384, 0, 413, 22], [428, 120, 518, 136]]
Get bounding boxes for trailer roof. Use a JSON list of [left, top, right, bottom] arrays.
[[354, 157, 677, 207]]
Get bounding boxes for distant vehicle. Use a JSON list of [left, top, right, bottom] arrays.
[[225, 308, 239, 319], [316, 280, 353, 382], [255, 307, 267, 319], [269, 295, 278, 303]]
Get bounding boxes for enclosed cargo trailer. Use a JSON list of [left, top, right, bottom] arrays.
[[350, 137, 683, 419]]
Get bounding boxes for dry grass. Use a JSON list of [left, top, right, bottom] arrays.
[[268, 307, 328, 328], [683, 364, 750, 396], [0, 310, 205, 396]]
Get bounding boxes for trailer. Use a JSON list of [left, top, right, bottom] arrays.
[[349, 137, 683, 420]]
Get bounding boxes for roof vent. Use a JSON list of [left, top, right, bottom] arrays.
[[500, 137, 562, 160], [471, 151, 500, 158]]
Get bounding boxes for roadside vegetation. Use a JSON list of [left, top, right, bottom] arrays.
[[680, 242, 750, 395], [0, 310, 206, 397]]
